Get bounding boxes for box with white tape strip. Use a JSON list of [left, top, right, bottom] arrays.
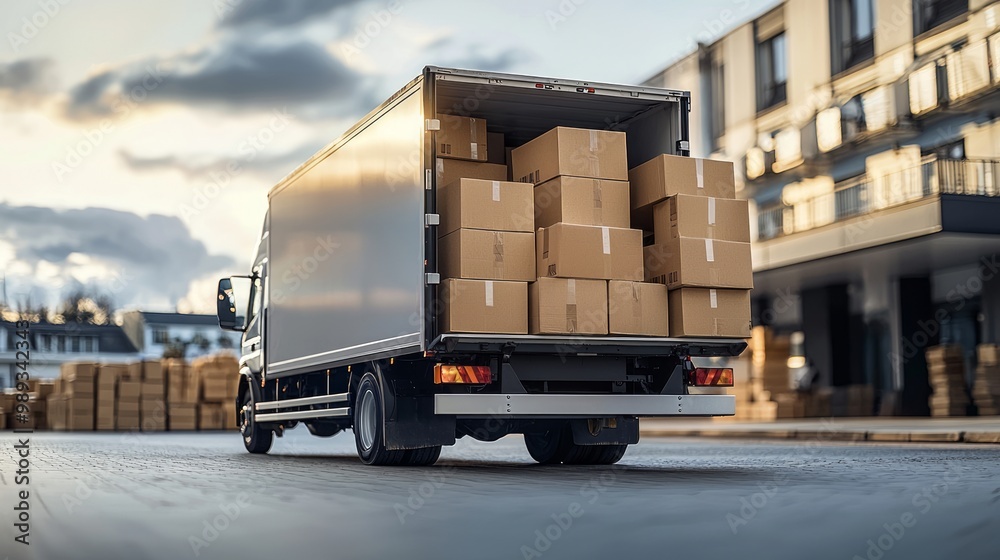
[[536, 223, 643, 281], [439, 279, 528, 334], [652, 194, 751, 243], [668, 288, 751, 338], [510, 126, 628, 185], [643, 237, 753, 289], [628, 154, 736, 231], [534, 176, 630, 229], [437, 178, 534, 236], [436, 114, 487, 162], [439, 229, 535, 281], [529, 277, 608, 335]]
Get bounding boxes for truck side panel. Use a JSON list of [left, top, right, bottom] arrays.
[[267, 85, 425, 376]]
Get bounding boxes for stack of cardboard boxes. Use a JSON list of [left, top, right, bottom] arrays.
[[165, 359, 198, 430], [0, 381, 54, 430], [39, 356, 240, 432], [515, 127, 662, 336], [925, 345, 970, 417], [437, 122, 677, 337], [972, 343, 999, 415], [189, 355, 239, 430], [436, 113, 533, 334], [633, 154, 752, 338]]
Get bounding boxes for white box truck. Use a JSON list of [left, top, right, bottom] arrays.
[[217, 67, 746, 465]]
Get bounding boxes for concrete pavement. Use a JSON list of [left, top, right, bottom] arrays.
[[640, 416, 1000, 443]]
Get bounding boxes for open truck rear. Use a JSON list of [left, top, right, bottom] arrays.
[[216, 67, 747, 465]]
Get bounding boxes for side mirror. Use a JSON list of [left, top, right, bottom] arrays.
[[217, 276, 253, 331]]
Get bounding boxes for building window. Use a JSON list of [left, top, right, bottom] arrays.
[[709, 60, 726, 150], [71, 336, 80, 353], [56, 335, 66, 353], [153, 328, 169, 344], [831, 0, 875, 74], [914, 0, 968, 35], [41, 334, 52, 352], [756, 32, 788, 112], [82, 337, 94, 353]]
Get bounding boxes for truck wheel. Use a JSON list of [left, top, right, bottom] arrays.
[[524, 426, 572, 464], [564, 444, 628, 465], [353, 372, 407, 466], [402, 446, 442, 466], [240, 388, 273, 454]]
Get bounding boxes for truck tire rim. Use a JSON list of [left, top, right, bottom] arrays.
[[357, 388, 377, 451]]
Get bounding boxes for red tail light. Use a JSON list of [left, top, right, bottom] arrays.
[[690, 367, 734, 387], [434, 364, 492, 384]]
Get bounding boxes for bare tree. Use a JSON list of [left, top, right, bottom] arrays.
[[56, 288, 115, 325]]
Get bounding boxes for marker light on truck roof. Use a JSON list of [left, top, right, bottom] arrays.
[[434, 364, 492, 384], [689, 368, 734, 387]]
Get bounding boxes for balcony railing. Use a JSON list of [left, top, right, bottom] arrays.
[[756, 157, 1000, 241]]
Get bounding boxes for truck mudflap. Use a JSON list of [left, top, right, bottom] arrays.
[[434, 394, 735, 417]]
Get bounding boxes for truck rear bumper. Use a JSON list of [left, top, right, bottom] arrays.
[[434, 394, 735, 417]]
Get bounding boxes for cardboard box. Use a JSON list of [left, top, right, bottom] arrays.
[[653, 195, 751, 243], [438, 178, 534, 236], [116, 413, 140, 431], [978, 344, 999, 366], [439, 279, 528, 334], [167, 361, 195, 403], [142, 360, 164, 382], [141, 381, 165, 399], [168, 403, 199, 431], [644, 237, 753, 289], [436, 114, 487, 161], [608, 281, 669, 336], [199, 404, 226, 431], [439, 229, 535, 281], [487, 132, 505, 164], [61, 362, 97, 382], [118, 380, 141, 400], [96, 386, 116, 431], [536, 223, 643, 281], [224, 403, 237, 430], [630, 155, 736, 229], [97, 364, 127, 389], [668, 288, 752, 338], [529, 278, 608, 335], [436, 159, 507, 188], [534, 176, 630, 229], [141, 399, 167, 431], [511, 127, 628, 184], [201, 377, 231, 402]]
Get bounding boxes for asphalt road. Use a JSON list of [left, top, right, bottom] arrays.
[[2, 429, 999, 560]]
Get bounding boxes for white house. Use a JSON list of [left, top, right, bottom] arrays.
[[120, 311, 240, 360]]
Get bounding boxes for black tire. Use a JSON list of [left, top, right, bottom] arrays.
[[353, 372, 407, 466], [524, 425, 572, 464], [564, 444, 628, 465], [403, 446, 442, 466], [239, 387, 273, 454]]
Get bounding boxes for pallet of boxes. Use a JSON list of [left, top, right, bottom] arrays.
[[188, 355, 239, 430], [1, 380, 54, 430], [45, 362, 97, 431], [925, 344, 971, 417], [973, 343, 1000, 415]]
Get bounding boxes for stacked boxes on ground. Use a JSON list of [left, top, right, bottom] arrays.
[[39, 356, 239, 432], [973, 344, 1000, 415], [0, 380, 54, 430], [925, 345, 971, 417]]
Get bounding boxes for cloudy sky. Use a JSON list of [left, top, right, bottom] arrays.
[[0, 0, 777, 314]]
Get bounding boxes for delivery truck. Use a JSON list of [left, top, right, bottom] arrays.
[[216, 67, 748, 466]]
